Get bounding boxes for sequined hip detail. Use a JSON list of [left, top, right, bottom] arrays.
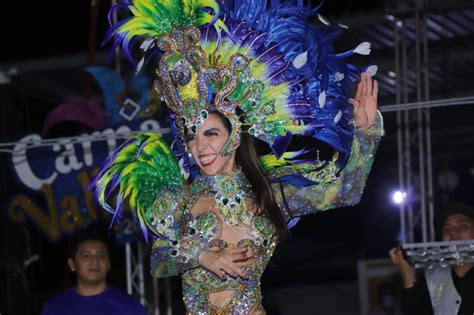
[[206, 283, 262, 315]]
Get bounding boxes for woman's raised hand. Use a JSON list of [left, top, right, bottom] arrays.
[[199, 247, 251, 280], [353, 72, 378, 129]]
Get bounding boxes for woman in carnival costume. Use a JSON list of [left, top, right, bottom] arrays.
[[92, 0, 384, 313]]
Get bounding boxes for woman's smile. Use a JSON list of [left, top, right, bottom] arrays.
[[199, 153, 217, 167]]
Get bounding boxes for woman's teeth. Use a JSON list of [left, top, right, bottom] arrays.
[[200, 155, 216, 164]]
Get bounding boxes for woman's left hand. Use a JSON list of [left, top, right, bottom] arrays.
[[353, 72, 378, 129]]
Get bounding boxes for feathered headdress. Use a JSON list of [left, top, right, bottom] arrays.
[[104, 0, 372, 161]]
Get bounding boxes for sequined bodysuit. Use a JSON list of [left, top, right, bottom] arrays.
[[151, 170, 275, 314], [149, 116, 383, 314]]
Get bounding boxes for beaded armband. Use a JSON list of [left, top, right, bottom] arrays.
[[151, 236, 210, 277]]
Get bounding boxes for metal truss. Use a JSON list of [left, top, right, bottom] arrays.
[[125, 241, 146, 304], [394, 0, 435, 243], [125, 240, 173, 315]]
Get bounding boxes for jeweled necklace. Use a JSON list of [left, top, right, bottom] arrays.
[[192, 170, 254, 227]]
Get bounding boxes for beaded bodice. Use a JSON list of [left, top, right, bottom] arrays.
[[151, 171, 276, 314], [181, 214, 276, 314]]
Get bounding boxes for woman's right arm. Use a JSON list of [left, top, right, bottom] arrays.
[[151, 234, 210, 278], [150, 189, 249, 279], [149, 188, 211, 277]]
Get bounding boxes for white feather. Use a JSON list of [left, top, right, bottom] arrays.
[[318, 91, 326, 108], [318, 14, 330, 25], [293, 51, 308, 69], [140, 38, 154, 51], [338, 23, 349, 29], [334, 111, 342, 124], [366, 65, 378, 77], [354, 42, 371, 55], [334, 72, 345, 82], [136, 57, 145, 74]]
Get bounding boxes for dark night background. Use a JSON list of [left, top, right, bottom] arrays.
[[1, 0, 473, 314]]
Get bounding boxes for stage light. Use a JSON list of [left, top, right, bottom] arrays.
[[392, 190, 407, 204]]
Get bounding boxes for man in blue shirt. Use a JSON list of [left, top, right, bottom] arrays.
[[41, 231, 148, 315]]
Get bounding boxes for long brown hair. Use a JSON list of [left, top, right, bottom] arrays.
[[215, 112, 288, 240]]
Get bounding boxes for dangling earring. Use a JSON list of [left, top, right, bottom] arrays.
[[187, 152, 195, 166]]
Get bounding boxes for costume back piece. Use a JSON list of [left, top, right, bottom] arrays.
[[92, 0, 384, 313]]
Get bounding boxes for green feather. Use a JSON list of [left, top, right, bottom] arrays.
[[94, 132, 184, 237], [116, 0, 226, 41]]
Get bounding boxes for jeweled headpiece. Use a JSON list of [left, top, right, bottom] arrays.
[[105, 0, 373, 168]]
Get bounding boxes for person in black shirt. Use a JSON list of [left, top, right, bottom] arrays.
[[389, 203, 474, 315]]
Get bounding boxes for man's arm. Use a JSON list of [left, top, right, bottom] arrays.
[[389, 247, 433, 315]]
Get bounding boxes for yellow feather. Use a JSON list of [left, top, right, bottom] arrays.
[[250, 62, 269, 79], [134, 0, 156, 15]]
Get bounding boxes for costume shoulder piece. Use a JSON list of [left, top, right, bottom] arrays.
[[90, 132, 188, 240]]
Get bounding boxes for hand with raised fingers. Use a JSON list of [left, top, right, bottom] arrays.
[[353, 72, 379, 129], [199, 247, 251, 280]]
